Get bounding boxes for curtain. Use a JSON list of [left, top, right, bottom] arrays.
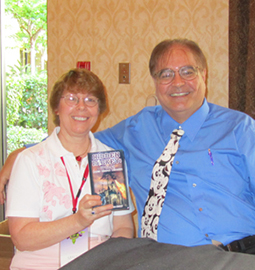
[[229, 0, 255, 118]]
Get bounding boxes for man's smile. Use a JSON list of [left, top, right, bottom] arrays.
[[170, 92, 189, 97]]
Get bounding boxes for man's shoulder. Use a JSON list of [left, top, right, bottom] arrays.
[[95, 105, 163, 142], [103, 105, 163, 130], [208, 102, 253, 120], [207, 102, 255, 133], [127, 105, 163, 122], [92, 135, 114, 151]]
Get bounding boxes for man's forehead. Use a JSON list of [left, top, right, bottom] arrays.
[[157, 46, 197, 68]]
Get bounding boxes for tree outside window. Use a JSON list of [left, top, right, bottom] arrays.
[[5, 0, 48, 154]]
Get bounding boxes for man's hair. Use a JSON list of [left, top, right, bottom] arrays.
[[50, 68, 107, 126], [149, 38, 207, 76]]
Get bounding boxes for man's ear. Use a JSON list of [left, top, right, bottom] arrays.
[[201, 69, 207, 82]]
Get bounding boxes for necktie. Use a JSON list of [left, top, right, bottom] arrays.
[[141, 128, 184, 240]]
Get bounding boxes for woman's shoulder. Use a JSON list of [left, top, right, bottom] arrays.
[[90, 131, 114, 152]]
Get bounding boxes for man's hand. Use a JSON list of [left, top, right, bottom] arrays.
[[0, 147, 26, 204]]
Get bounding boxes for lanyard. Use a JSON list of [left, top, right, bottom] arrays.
[[60, 157, 89, 214]]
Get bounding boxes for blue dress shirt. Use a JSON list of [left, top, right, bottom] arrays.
[[95, 99, 255, 246]]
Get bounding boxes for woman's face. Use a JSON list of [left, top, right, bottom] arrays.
[[56, 90, 99, 139]]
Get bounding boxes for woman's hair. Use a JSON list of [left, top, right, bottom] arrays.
[[50, 68, 107, 126], [149, 38, 207, 76]]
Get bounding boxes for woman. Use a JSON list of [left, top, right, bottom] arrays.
[[6, 69, 134, 269]]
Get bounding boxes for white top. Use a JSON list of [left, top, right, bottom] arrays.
[[6, 127, 134, 269]]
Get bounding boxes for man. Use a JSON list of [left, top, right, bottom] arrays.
[[94, 39, 255, 251], [1, 38, 255, 253]]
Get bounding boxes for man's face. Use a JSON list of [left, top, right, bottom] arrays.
[[153, 45, 206, 123]]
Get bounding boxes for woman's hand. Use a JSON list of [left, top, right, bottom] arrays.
[[76, 195, 134, 239], [8, 194, 113, 251], [75, 194, 113, 228]]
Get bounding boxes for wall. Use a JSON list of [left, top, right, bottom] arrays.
[[47, 0, 229, 133]]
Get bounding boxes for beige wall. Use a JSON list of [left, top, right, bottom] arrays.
[[47, 0, 229, 133]]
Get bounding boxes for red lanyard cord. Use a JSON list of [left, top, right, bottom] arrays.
[[60, 157, 89, 214]]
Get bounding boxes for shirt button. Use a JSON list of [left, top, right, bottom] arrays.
[[199, 208, 203, 212], [176, 160, 179, 164], [205, 234, 209, 237], [192, 183, 197, 187]]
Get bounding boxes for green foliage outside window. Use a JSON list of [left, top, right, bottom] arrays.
[[6, 67, 48, 154], [5, 0, 48, 155], [19, 73, 48, 129], [7, 126, 47, 154]]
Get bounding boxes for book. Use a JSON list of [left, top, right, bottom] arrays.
[[88, 150, 129, 210]]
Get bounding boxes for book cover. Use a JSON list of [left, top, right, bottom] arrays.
[[88, 150, 129, 210]]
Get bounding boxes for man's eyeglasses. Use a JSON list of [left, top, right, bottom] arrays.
[[61, 94, 98, 107], [154, 65, 202, 85]]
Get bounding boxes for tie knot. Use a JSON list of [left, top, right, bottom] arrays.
[[172, 128, 184, 137]]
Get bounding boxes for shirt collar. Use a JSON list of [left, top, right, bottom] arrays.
[[159, 98, 209, 142], [47, 127, 96, 158], [47, 127, 69, 157], [181, 98, 209, 141]]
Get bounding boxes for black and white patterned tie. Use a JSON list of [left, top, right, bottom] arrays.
[[141, 128, 184, 240]]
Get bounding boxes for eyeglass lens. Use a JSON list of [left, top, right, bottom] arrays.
[[63, 95, 98, 107], [156, 66, 199, 84]]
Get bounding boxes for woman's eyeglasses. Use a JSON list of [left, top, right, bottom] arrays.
[[61, 94, 98, 107]]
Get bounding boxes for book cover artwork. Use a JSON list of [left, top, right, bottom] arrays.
[[88, 150, 129, 210]]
